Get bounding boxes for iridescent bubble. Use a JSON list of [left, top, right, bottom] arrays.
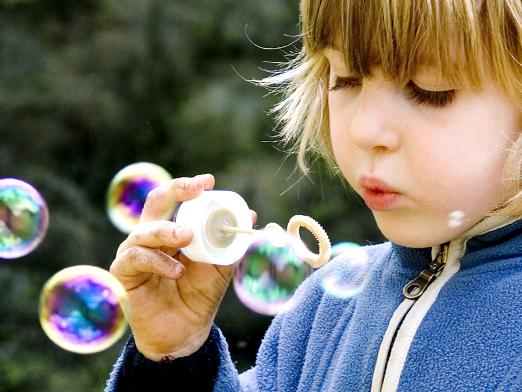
[[107, 162, 172, 233], [39, 265, 128, 354], [233, 232, 313, 316], [321, 244, 369, 299], [330, 241, 361, 260], [0, 178, 49, 259]]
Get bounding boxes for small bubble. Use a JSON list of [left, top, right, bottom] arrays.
[[39, 265, 128, 354], [0, 178, 49, 259], [106, 162, 172, 233], [233, 231, 313, 315], [236, 340, 248, 349], [330, 242, 361, 260], [447, 210, 465, 228], [321, 244, 370, 299]]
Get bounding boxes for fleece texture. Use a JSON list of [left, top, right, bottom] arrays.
[[106, 220, 522, 392]]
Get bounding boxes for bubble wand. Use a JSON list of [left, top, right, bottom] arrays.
[[173, 191, 332, 268]]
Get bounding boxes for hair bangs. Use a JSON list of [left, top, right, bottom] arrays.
[[303, 0, 496, 88]]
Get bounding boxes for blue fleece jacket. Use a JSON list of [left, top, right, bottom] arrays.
[[106, 218, 522, 391]]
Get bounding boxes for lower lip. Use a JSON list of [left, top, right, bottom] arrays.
[[362, 189, 401, 211]]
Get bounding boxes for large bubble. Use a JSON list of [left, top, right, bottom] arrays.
[[107, 162, 172, 233], [0, 178, 49, 259], [39, 265, 128, 354], [321, 243, 370, 299], [233, 231, 313, 316]]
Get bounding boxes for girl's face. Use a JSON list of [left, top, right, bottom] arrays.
[[325, 49, 521, 248]]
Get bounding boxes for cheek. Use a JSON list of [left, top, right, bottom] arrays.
[[328, 94, 354, 157]]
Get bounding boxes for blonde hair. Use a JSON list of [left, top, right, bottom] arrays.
[[264, 0, 522, 215]]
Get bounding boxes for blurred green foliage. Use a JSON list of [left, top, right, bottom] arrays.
[[0, 0, 383, 390]]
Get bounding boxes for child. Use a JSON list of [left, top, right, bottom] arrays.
[[106, 0, 522, 390]]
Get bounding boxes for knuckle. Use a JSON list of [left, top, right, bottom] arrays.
[[174, 177, 192, 191], [171, 225, 182, 240], [126, 246, 142, 263], [152, 229, 163, 242], [127, 246, 154, 271]]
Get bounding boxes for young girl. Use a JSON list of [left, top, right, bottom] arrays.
[[106, 0, 522, 390]]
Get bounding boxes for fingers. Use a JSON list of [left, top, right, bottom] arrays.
[[118, 221, 192, 255], [110, 246, 184, 288], [250, 210, 257, 226], [140, 174, 215, 223]]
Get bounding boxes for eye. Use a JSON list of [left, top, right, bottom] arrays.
[[404, 81, 455, 108], [329, 76, 362, 91]]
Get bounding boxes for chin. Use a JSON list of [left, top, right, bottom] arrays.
[[376, 221, 451, 249], [385, 235, 437, 249]]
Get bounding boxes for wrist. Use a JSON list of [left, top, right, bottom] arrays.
[[114, 326, 220, 390], [135, 326, 212, 362]]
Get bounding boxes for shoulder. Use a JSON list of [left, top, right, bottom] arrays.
[[309, 241, 393, 288], [281, 241, 393, 319]]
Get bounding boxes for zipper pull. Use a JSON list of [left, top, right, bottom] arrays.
[[403, 243, 449, 299]]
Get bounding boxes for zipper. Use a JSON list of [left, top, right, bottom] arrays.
[[371, 242, 452, 392], [402, 242, 450, 299]]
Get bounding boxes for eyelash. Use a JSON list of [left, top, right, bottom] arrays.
[[329, 77, 456, 108], [329, 76, 362, 91]]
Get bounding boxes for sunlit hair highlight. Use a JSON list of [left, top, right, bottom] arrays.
[[261, 0, 521, 214]]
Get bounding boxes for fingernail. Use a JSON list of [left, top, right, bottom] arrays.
[[173, 263, 184, 276], [174, 226, 186, 238]]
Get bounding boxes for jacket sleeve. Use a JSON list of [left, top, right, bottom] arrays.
[[104, 254, 338, 392], [104, 324, 228, 391]]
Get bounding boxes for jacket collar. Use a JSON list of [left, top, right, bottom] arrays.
[[459, 214, 518, 242], [391, 214, 521, 272]]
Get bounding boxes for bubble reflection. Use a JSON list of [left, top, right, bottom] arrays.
[[233, 231, 313, 315], [39, 265, 128, 354], [107, 162, 172, 233], [321, 243, 369, 299], [0, 178, 49, 259]]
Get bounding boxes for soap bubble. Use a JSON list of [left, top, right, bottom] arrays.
[[447, 210, 465, 228], [0, 178, 49, 259], [233, 232, 313, 316], [107, 162, 172, 233], [330, 241, 361, 260], [321, 243, 370, 299], [39, 265, 128, 354]]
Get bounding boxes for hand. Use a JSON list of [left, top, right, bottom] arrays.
[[110, 174, 242, 361]]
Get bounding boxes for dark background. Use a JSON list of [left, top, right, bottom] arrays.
[[0, 1, 383, 390]]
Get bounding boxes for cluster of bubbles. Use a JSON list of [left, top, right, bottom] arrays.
[[4, 162, 371, 354], [2, 162, 172, 355], [106, 162, 172, 233], [39, 266, 128, 354], [0, 178, 49, 259], [233, 237, 370, 315]]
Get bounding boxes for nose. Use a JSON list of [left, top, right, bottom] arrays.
[[349, 81, 400, 152]]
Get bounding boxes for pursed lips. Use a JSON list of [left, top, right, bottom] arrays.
[[359, 175, 402, 211]]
